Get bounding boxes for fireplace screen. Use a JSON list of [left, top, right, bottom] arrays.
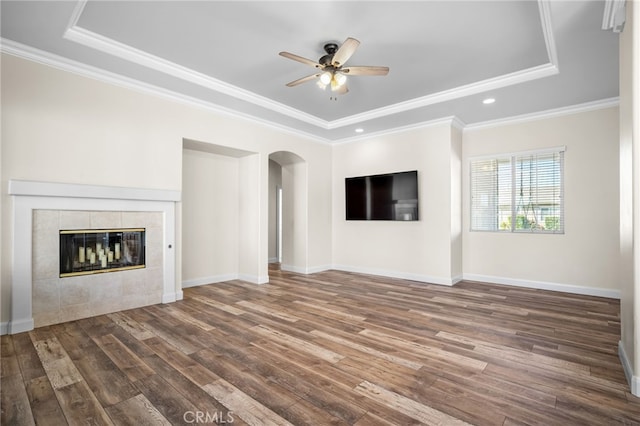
[[60, 228, 145, 277]]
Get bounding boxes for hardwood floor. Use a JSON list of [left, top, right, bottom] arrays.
[[2, 266, 640, 425]]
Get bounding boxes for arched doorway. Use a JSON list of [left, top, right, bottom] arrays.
[[268, 151, 307, 275]]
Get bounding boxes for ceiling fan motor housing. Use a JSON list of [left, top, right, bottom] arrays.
[[323, 43, 339, 54], [320, 43, 339, 66]]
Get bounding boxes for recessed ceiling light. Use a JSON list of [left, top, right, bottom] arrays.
[[355, 128, 364, 133], [483, 98, 496, 105]]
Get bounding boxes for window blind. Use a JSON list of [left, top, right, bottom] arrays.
[[470, 148, 564, 233]]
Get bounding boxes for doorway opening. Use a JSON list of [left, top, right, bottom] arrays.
[[276, 185, 283, 263], [268, 151, 307, 275]]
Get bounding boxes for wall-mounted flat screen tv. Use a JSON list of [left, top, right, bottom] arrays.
[[345, 170, 418, 221]]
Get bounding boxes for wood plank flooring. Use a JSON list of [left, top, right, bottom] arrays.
[[2, 266, 640, 425]]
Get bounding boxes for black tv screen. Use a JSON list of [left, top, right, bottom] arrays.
[[345, 170, 418, 221]]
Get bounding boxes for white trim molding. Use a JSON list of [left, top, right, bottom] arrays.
[[464, 97, 620, 132], [62, 0, 559, 132], [0, 0, 562, 140], [182, 274, 239, 288], [463, 273, 621, 299], [602, 0, 626, 33], [332, 264, 460, 286], [329, 63, 558, 130], [7, 180, 180, 334], [238, 274, 269, 285], [0, 38, 331, 146], [8, 179, 181, 202], [619, 341, 640, 396], [281, 264, 332, 275], [62, 19, 559, 132], [63, 25, 327, 130]]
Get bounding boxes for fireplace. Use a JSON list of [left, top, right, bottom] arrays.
[[6, 179, 180, 334], [60, 228, 146, 277]]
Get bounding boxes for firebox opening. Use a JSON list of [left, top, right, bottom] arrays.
[[59, 228, 146, 277]]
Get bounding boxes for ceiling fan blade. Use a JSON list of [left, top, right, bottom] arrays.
[[342, 66, 389, 76], [286, 73, 320, 87], [331, 37, 360, 67], [279, 51, 322, 68]]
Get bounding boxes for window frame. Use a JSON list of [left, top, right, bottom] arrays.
[[469, 146, 565, 234]]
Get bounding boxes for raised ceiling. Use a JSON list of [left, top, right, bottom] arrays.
[[0, 1, 619, 143]]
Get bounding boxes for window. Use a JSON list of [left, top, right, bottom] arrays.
[[470, 148, 564, 233]]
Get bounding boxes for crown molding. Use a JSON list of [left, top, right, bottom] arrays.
[[3, 0, 597, 145], [331, 0, 558, 130], [538, 0, 559, 67], [66, 24, 559, 131], [602, 0, 626, 32], [333, 116, 461, 145], [0, 38, 332, 146], [464, 97, 620, 131], [328, 62, 558, 130], [63, 26, 329, 129], [1, 38, 616, 145], [60, 0, 560, 132], [63, 0, 327, 129]]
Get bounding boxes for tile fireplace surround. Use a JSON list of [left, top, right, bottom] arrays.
[[6, 180, 180, 334], [34, 210, 160, 327]]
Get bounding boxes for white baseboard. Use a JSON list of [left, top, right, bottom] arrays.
[[182, 273, 270, 287], [0, 322, 8, 336], [331, 264, 456, 286], [6, 318, 35, 335], [451, 274, 463, 285], [182, 274, 238, 288], [162, 292, 180, 303], [268, 257, 279, 263], [462, 273, 620, 299], [306, 264, 332, 274], [238, 274, 269, 285], [281, 264, 332, 274], [619, 341, 640, 397]]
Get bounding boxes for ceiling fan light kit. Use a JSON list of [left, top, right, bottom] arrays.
[[279, 37, 389, 97]]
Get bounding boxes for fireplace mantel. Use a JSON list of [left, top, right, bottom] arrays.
[[7, 180, 181, 334]]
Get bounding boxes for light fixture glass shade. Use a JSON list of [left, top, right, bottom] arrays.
[[320, 71, 332, 85], [334, 72, 347, 86]]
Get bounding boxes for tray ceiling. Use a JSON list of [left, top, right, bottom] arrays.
[[0, 1, 620, 142]]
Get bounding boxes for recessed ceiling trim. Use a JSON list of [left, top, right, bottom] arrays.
[[330, 1, 558, 130], [0, 38, 333, 146], [61, 0, 560, 131], [538, 0, 559, 67], [4, 35, 606, 146], [63, 25, 329, 129], [333, 116, 462, 145], [328, 62, 559, 129], [464, 97, 619, 131], [602, 0, 626, 32]]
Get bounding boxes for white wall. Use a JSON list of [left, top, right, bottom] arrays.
[[281, 161, 308, 272], [332, 122, 461, 285], [619, 0, 640, 396], [451, 125, 463, 280], [463, 107, 620, 297], [181, 149, 239, 285], [0, 49, 629, 353], [1, 53, 333, 325]]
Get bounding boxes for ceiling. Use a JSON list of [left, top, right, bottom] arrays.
[[0, 1, 620, 143]]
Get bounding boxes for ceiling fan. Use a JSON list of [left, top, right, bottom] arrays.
[[279, 37, 389, 95]]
